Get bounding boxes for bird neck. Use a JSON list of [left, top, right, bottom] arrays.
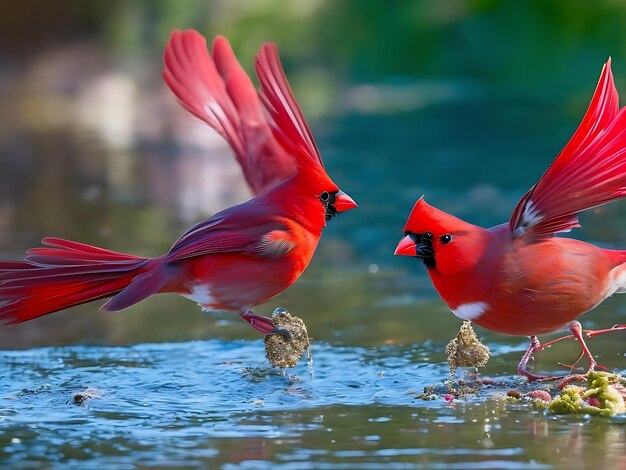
[[427, 227, 503, 309], [266, 177, 327, 236]]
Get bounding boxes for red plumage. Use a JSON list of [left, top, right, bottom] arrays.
[[510, 59, 626, 239], [0, 30, 356, 334], [396, 59, 626, 380], [0, 238, 154, 323], [163, 31, 295, 196]]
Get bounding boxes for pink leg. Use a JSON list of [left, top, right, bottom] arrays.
[[538, 323, 626, 351], [536, 334, 574, 350], [517, 321, 618, 385], [558, 321, 607, 373], [517, 336, 559, 382], [239, 308, 290, 337], [583, 324, 626, 338]]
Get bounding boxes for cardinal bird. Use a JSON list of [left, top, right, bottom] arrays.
[[0, 30, 356, 336], [395, 58, 626, 381]]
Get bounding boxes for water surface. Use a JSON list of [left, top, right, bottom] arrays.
[[2, 339, 626, 469]]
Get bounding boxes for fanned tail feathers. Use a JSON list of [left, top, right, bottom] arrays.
[[0, 238, 163, 324]]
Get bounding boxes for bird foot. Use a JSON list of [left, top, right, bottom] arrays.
[[538, 323, 626, 351], [553, 353, 610, 389], [239, 309, 291, 338], [517, 366, 561, 383], [269, 327, 292, 339], [582, 324, 626, 339], [557, 360, 608, 373], [516, 336, 559, 382], [531, 321, 612, 380], [518, 366, 601, 385], [555, 374, 591, 389]]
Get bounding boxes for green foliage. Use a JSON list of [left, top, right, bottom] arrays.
[[4, 0, 626, 85]]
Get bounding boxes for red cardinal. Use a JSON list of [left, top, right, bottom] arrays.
[[0, 30, 356, 335], [395, 59, 626, 381]]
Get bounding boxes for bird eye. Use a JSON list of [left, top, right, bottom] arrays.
[[440, 234, 452, 244], [320, 191, 330, 202], [423, 232, 433, 240]]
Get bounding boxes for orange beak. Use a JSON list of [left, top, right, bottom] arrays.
[[394, 235, 416, 256], [333, 191, 358, 212]]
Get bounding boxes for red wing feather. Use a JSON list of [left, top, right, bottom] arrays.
[[255, 43, 324, 168], [163, 30, 295, 195], [510, 59, 626, 238], [165, 200, 289, 262], [163, 30, 244, 155], [166, 231, 260, 261]]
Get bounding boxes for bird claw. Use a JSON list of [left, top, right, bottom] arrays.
[[556, 374, 589, 389], [240, 310, 280, 335], [558, 361, 608, 372], [557, 361, 577, 371], [530, 321, 611, 382], [239, 309, 294, 338], [268, 327, 291, 339], [518, 367, 560, 382], [519, 365, 604, 385]]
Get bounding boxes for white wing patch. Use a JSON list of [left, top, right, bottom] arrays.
[[607, 264, 626, 296], [250, 231, 295, 259], [515, 200, 543, 236], [452, 302, 488, 321], [181, 285, 215, 309]]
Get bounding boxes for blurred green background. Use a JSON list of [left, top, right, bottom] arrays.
[[2, 0, 626, 349]]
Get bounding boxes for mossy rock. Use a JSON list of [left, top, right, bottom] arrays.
[[446, 321, 490, 378], [263, 308, 310, 369]]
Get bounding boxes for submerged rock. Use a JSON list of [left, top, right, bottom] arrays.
[[413, 379, 486, 401], [526, 389, 552, 402], [264, 308, 310, 369], [548, 372, 626, 416], [506, 390, 522, 399], [445, 321, 490, 378], [73, 387, 103, 405]]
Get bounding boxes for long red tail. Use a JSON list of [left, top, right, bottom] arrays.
[[0, 238, 165, 324]]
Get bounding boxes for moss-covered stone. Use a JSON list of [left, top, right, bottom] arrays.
[[445, 321, 490, 378], [413, 380, 483, 401], [263, 308, 310, 369]]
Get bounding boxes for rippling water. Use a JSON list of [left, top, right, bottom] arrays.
[[2, 339, 626, 469]]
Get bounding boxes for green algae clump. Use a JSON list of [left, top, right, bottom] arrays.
[[548, 372, 626, 417], [445, 321, 490, 378]]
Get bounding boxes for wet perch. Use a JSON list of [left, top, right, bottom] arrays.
[[264, 308, 311, 369], [446, 321, 490, 378]]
